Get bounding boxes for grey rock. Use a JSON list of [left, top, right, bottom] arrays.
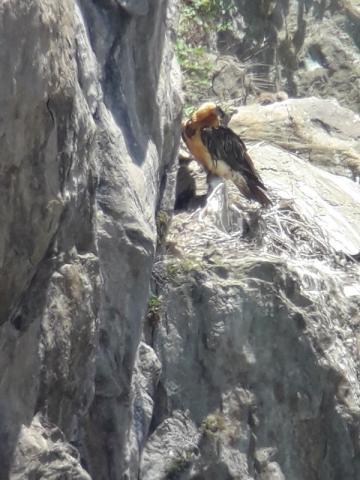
[[0, 0, 76, 325], [146, 251, 360, 478], [10, 414, 91, 480], [0, 0, 181, 479], [76, 1, 182, 477], [218, 0, 360, 112], [140, 411, 200, 480], [229, 97, 360, 179], [212, 56, 247, 100], [3, 0, 360, 479], [144, 138, 360, 478], [129, 342, 162, 475], [259, 462, 286, 480], [118, 0, 149, 16]]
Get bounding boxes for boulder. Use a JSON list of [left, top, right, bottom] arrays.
[[229, 97, 360, 179]]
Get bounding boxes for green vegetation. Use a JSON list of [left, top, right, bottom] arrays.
[[166, 257, 203, 279], [148, 295, 161, 312], [178, 0, 237, 44], [175, 39, 212, 90], [201, 411, 226, 437], [146, 295, 162, 326], [156, 210, 171, 246], [176, 0, 237, 107]]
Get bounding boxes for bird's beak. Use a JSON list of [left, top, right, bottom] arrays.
[[215, 106, 230, 126]]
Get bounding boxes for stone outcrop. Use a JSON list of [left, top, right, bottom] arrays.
[[140, 125, 360, 479], [229, 97, 360, 180], [2, 0, 360, 479], [0, 0, 181, 478], [216, 0, 360, 112]]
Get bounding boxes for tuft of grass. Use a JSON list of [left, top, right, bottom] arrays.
[[201, 411, 226, 437], [146, 295, 162, 326], [166, 258, 203, 279]]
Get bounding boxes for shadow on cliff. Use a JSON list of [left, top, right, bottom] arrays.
[[73, 1, 177, 478], [78, 0, 171, 167], [0, 254, 57, 478], [0, 176, 98, 476], [223, 0, 350, 98]]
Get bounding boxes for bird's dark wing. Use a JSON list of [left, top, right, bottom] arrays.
[[200, 126, 265, 188]]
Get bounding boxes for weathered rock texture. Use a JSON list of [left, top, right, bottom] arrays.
[[0, 0, 181, 479], [216, 0, 360, 111], [141, 132, 360, 479], [229, 97, 360, 179], [2, 0, 360, 480]]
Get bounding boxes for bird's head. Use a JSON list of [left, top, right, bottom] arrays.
[[182, 103, 228, 141], [190, 102, 226, 127]]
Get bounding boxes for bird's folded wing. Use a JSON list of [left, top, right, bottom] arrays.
[[200, 126, 265, 188]]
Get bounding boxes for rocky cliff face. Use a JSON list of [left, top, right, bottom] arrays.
[[137, 0, 360, 477], [0, 0, 181, 478], [225, 0, 360, 112], [1, 1, 360, 480], [182, 0, 360, 113], [141, 99, 360, 480]]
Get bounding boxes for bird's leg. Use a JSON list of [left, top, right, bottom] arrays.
[[206, 172, 223, 196]]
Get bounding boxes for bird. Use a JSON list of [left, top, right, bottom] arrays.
[[181, 102, 271, 206]]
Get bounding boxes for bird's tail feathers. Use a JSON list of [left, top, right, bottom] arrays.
[[248, 180, 272, 207], [232, 174, 272, 207]]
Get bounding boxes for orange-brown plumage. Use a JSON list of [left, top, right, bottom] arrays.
[[181, 102, 271, 206], [182, 103, 219, 172], [190, 102, 220, 126]]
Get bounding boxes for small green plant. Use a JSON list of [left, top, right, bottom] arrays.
[[148, 295, 161, 311], [201, 411, 226, 437], [183, 104, 196, 117], [166, 258, 203, 279], [176, 0, 237, 105], [181, 258, 202, 272], [147, 295, 162, 326], [178, 0, 237, 42], [156, 210, 171, 245], [166, 262, 181, 278]]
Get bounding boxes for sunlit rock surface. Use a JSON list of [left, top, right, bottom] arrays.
[[230, 98, 360, 179], [252, 143, 360, 256], [10, 414, 91, 480], [118, 87, 360, 475], [0, 0, 181, 478], [1, 0, 360, 479], [139, 125, 360, 479]]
